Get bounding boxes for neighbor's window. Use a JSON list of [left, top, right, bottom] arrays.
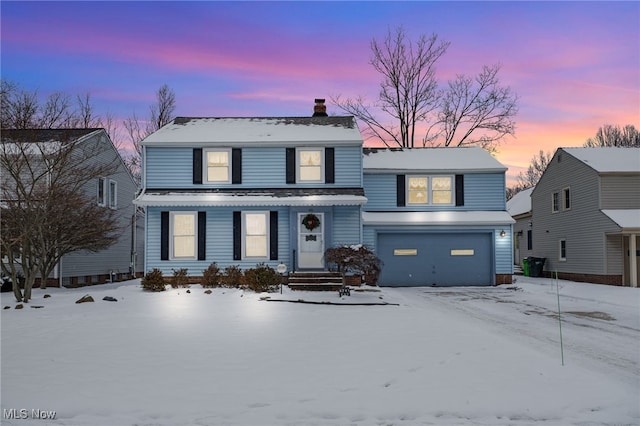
[[407, 175, 453, 205], [205, 149, 230, 182], [97, 177, 106, 206], [527, 230, 532, 250], [552, 192, 560, 213], [243, 212, 268, 258], [559, 239, 567, 261], [108, 180, 117, 209], [407, 176, 428, 204], [297, 148, 323, 182], [431, 176, 453, 204], [171, 212, 197, 259], [563, 187, 571, 210]]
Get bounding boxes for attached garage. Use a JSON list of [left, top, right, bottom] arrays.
[[377, 232, 493, 287]]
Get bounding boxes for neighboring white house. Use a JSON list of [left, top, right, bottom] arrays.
[[507, 187, 534, 268]]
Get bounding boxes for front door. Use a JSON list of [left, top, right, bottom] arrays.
[[298, 212, 324, 269]]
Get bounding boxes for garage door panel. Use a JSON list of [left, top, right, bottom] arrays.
[[378, 233, 492, 287]]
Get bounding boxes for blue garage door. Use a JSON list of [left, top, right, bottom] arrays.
[[377, 233, 493, 287]]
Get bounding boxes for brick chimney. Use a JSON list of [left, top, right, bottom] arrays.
[[312, 98, 328, 117]]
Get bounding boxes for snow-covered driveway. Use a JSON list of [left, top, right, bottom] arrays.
[[1, 278, 639, 426]]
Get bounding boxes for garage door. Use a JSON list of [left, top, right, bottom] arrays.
[[377, 233, 493, 287]]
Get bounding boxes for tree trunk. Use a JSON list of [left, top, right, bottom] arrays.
[[12, 280, 23, 303]]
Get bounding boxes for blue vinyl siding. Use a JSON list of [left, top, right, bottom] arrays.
[[146, 206, 289, 276], [363, 172, 506, 211], [145, 145, 362, 189], [331, 206, 361, 246]]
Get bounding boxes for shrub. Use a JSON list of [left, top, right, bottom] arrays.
[[201, 262, 221, 288], [244, 263, 281, 293], [171, 268, 189, 288], [141, 269, 166, 292], [221, 265, 244, 288], [325, 244, 383, 285]]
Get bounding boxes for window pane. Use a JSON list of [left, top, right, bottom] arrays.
[[174, 214, 195, 236], [431, 177, 451, 191], [208, 166, 229, 182], [432, 190, 452, 204], [109, 181, 117, 207], [174, 236, 195, 257], [300, 150, 321, 166], [245, 236, 267, 257], [299, 166, 322, 181], [207, 151, 228, 166], [408, 177, 428, 204], [245, 213, 266, 235]]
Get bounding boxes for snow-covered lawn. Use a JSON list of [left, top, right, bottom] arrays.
[[1, 276, 638, 425]]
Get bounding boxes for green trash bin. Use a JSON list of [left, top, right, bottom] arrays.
[[522, 258, 529, 277]]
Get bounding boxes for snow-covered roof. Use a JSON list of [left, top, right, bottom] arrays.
[[602, 209, 640, 231], [142, 117, 363, 147], [562, 147, 640, 173], [362, 147, 507, 173], [507, 187, 534, 217], [362, 211, 515, 226], [135, 191, 367, 207]]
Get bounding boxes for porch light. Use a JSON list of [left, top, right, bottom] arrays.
[[500, 230, 506, 238]]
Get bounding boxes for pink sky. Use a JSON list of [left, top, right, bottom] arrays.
[[1, 1, 638, 185]]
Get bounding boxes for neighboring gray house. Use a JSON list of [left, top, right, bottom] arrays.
[[507, 187, 533, 267], [362, 147, 514, 286], [530, 147, 639, 287], [1, 129, 144, 286]]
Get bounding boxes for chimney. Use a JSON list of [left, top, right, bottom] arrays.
[[312, 98, 328, 117]]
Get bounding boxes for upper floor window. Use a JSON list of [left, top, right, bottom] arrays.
[[205, 149, 230, 183], [171, 212, 197, 259], [552, 192, 560, 213], [108, 180, 117, 209], [97, 177, 106, 206], [563, 187, 571, 210], [297, 148, 324, 183], [407, 175, 453, 205]]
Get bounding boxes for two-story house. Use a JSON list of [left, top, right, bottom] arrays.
[[530, 147, 640, 287], [135, 102, 514, 287], [362, 148, 514, 286], [1, 128, 144, 286], [134, 110, 367, 275]]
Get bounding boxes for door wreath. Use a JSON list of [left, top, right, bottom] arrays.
[[301, 213, 321, 231]]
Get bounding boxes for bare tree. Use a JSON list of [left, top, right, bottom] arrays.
[[507, 150, 553, 200], [584, 124, 639, 147], [1, 131, 121, 302], [124, 84, 176, 182], [332, 26, 518, 150]]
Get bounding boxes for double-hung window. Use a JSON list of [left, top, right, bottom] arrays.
[[205, 149, 230, 183], [243, 212, 268, 258], [97, 178, 106, 206], [108, 180, 117, 209], [559, 239, 567, 261], [406, 175, 453, 205], [171, 212, 197, 259], [552, 192, 560, 213], [563, 187, 571, 210], [297, 148, 323, 183]]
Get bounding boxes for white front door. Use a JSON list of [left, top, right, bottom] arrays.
[[298, 212, 324, 269]]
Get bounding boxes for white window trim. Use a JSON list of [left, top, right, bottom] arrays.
[[406, 175, 454, 206], [203, 148, 231, 184], [242, 211, 270, 259], [170, 211, 197, 260], [97, 177, 106, 206], [552, 192, 560, 213], [296, 147, 325, 183], [559, 239, 567, 261], [108, 179, 117, 209], [563, 186, 571, 211]]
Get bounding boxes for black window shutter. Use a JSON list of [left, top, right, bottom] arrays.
[[455, 174, 464, 206], [198, 211, 206, 261], [233, 211, 241, 261], [325, 147, 335, 184], [232, 148, 242, 184], [193, 148, 203, 184], [160, 211, 169, 260], [270, 211, 278, 260], [286, 148, 296, 184], [396, 175, 406, 207]]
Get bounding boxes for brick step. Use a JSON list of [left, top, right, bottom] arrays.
[[288, 272, 344, 291], [287, 283, 345, 291]]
